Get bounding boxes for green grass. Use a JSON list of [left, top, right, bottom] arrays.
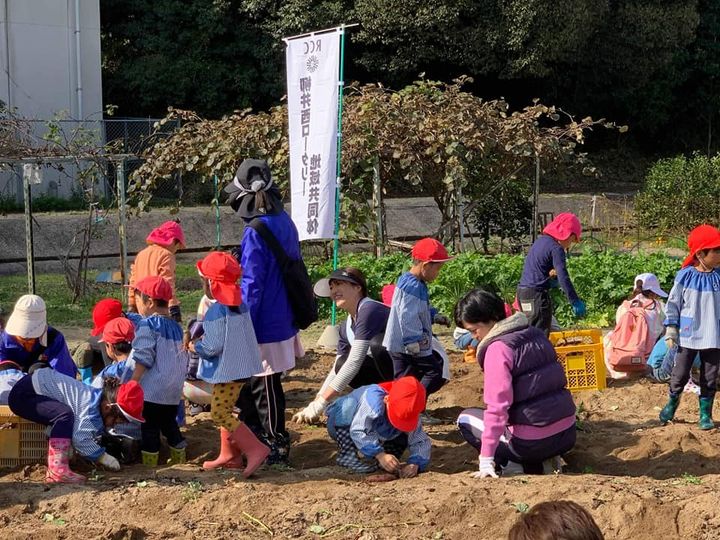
[[0, 263, 205, 328]]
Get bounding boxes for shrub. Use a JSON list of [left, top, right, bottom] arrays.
[[635, 153, 720, 233]]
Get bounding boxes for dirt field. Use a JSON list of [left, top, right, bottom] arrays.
[[3, 338, 720, 540]]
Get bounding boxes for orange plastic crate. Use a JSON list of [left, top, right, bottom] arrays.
[[549, 329, 606, 392], [0, 405, 47, 467]]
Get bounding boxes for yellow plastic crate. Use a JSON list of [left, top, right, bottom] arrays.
[[0, 405, 47, 467], [549, 329, 606, 392]]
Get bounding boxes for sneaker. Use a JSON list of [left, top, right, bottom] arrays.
[[189, 403, 206, 416], [542, 456, 565, 475], [420, 412, 444, 425], [501, 460, 525, 477]]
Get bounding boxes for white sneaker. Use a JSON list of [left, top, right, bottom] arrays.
[[683, 380, 701, 395], [501, 460, 525, 477]]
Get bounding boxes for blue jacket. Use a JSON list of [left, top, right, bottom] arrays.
[[664, 267, 720, 349], [518, 234, 579, 303], [382, 272, 434, 357], [239, 212, 301, 343], [0, 328, 77, 378]]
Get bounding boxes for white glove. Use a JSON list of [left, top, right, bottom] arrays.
[[405, 342, 421, 356], [292, 396, 328, 424], [470, 456, 498, 479], [97, 452, 121, 471]]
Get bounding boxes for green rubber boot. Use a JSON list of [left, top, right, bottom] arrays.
[[659, 393, 681, 424], [698, 396, 715, 430], [141, 451, 159, 467], [168, 446, 186, 465]]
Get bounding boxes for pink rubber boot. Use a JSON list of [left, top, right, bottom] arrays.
[[229, 423, 270, 478], [203, 427, 244, 471], [46, 438, 85, 484]]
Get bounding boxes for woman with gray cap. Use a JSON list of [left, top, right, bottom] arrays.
[[224, 158, 305, 466], [293, 267, 394, 424]]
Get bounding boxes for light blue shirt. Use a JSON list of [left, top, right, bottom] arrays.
[[382, 272, 434, 357], [131, 314, 188, 405], [326, 384, 431, 471], [194, 302, 263, 384], [664, 267, 720, 349], [32, 368, 106, 460]]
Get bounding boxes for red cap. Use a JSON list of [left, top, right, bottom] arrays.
[[91, 298, 123, 337], [543, 212, 582, 241], [381, 284, 396, 307], [146, 221, 185, 248], [196, 252, 242, 306], [682, 224, 720, 268], [379, 377, 426, 432], [133, 276, 173, 302], [411, 238, 452, 263], [101, 317, 135, 344], [115, 380, 145, 423]]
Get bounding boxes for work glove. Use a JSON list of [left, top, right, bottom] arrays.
[[571, 299, 587, 318], [404, 342, 421, 356], [169, 305, 182, 324], [433, 313, 451, 327], [665, 326, 679, 349], [470, 456, 498, 479], [292, 396, 328, 424], [97, 452, 121, 471]]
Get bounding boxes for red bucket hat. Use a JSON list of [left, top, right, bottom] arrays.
[[91, 298, 123, 337], [115, 380, 145, 423], [381, 284, 396, 307], [146, 221, 186, 248], [411, 238, 452, 263], [682, 224, 720, 268], [378, 376, 427, 432], [196, 252, 242, 306], [543, 212, 582, 241], [100, 317, 135, 344], [133, 276, 173, 302]]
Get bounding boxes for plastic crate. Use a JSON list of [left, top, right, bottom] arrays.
[[548, 329, 606, 392], [0, 405, 47, 467]]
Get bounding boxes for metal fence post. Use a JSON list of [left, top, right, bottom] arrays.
[[372, 156, 384, 257], [117, 159, 129, 288], [532, 154, 540, 242], [22, 164, 35, 294]]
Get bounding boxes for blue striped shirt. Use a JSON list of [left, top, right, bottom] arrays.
[[326, 384, 431, 471], [383, 272, 433, 357], [664, 267, 720, 349], [194, 302, 263, 383], [131, 314, 188, 405], [32, 368, 106, 461]]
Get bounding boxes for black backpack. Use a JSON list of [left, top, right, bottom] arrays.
[[248, 219, 318, 330]]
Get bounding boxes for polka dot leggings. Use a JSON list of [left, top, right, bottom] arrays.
[[211, 381, 244, 431]]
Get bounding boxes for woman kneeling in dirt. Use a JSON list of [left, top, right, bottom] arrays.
[[293, 268, 394, 424], [455, 288, 576, 478]]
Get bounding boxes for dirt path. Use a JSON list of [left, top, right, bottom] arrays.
[[3, 346, 720, 539]]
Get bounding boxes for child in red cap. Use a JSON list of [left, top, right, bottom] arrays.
[[130, 276, 189, 466], [128, 220, 185, 322], [187, 252, 269, 477], [660, 224, 720, 429], [73, 298, 125, 384], [517, 212, 585, 335], [8, 368, 144, 483], [325, 376, 431, 476], [382, 238, 451, 402]]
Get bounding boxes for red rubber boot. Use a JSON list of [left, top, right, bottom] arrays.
[[46, 438, 85, 484], [203, 427, 244, 470], [229, 423, 270, 478]]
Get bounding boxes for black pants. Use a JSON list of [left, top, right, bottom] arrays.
[[237, 372, 289, 443], [517, 287, 553, 336], [391, 350, 446, 396], [336, 334, 394, 389], [670, 347, 720, 398], [141, 401, 185, 453]]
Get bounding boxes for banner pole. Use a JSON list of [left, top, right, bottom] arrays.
[[330, 26, 346, 326]]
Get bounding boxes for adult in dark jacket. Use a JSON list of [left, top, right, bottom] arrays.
[[454, 288, 576, 478], [225, 159, 304, 465]]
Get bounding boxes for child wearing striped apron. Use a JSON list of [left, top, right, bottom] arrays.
[[188, 252, 268, 478], [130, 276, 189, 466]]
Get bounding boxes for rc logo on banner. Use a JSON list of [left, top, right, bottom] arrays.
[[285, 29, 341, 241]]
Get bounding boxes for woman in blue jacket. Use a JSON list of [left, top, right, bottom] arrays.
[[224, 159, 305, 466]]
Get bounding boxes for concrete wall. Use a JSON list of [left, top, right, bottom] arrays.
[[0, 0, 103, 201]]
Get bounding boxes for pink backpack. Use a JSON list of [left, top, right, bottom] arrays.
[[608, 299, 657, 372]]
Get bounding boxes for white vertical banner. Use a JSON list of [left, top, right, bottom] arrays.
[[285, 29, 340, 241]]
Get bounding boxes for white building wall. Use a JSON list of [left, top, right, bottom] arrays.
[[0, 0, 103, 202]]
